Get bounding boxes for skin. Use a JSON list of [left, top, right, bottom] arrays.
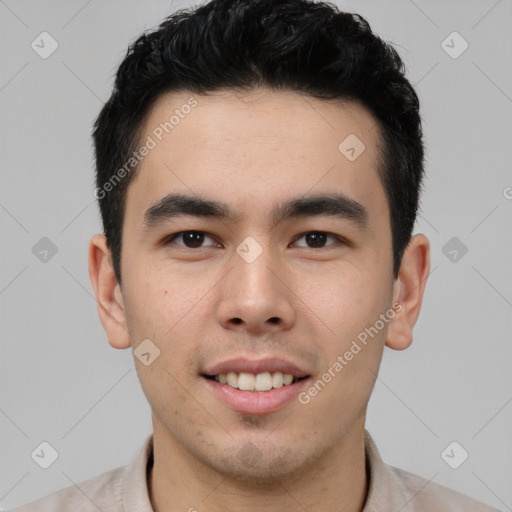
[[89, 88, 430, 512]]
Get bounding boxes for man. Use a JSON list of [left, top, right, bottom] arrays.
[[11, 0, 499, 510]]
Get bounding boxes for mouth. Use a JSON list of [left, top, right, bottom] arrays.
[[201, 358, 312, 414], [202, 371, 307, 391]]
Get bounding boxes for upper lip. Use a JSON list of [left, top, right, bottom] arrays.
[[203, 357, 311, 378]]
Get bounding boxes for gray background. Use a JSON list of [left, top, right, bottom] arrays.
[[1, 0, 511, 509]]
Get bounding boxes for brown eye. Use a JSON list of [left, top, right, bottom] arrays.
[[165, 231, 217, 249], [293, 231, 340, 249]]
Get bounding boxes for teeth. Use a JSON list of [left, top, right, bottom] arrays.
[[272, 372, 284, 388], [227, 371, 238, 388], [255, 372, 273, 391], [213, 371, 298, 391], [238, 372, 255, 391]]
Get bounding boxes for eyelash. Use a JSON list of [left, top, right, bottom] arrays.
[[162, 230, 347, 250]]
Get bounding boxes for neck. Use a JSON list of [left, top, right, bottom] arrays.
[[148, 418, 368, 512]]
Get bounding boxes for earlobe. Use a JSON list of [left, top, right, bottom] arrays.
[[88, 233, 131, 349], [385, 233, 430, 351]]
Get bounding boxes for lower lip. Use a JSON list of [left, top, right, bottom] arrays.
[[202, 377, 310, 415]]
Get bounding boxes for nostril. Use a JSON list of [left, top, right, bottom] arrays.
[[268, 317, 280, 324]]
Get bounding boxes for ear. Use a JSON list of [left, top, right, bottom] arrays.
[[385, 233, 430, 351], [88, 233, 131, 349]]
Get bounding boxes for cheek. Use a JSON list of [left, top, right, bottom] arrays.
[[122, 263, 221, 381], [301, 264, 391, 379], [301, 264, 384, 332], [122, 260, 195, 335], [122, 267, 163, 337]]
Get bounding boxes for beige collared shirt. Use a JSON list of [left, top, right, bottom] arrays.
[[10, 431, 499, 511]]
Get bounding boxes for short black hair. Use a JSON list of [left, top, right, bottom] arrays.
[[92, 0, 424, 286]]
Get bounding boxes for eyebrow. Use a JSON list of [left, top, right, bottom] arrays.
[[273, 193, 368, 227], [142, 192, 368, 230]]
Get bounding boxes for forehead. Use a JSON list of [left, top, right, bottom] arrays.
[[125, 88, 387, 228]]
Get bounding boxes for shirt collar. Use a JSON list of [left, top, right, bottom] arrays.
[[122, 433, 154, 511], [362, 430, 409, 510]]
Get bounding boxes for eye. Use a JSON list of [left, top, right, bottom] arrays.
[[292, 231, 343, 249], [163, 231, 219, 249]]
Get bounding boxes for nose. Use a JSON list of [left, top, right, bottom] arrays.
[[216, 244, 296, 336]]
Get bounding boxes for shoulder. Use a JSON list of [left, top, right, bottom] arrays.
[[7, 465, 128, 512], [8, 434, 154, 512], [388, 465, 501, 512], [363, 430, 499, 511]]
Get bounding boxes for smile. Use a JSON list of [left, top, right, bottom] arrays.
[[204, 371, 305, 392]]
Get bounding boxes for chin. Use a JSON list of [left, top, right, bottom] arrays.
[[217, 453, 307, 483], [195, 440, 311, 484]]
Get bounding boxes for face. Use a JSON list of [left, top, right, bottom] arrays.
[[98, 88, 403, 480]]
